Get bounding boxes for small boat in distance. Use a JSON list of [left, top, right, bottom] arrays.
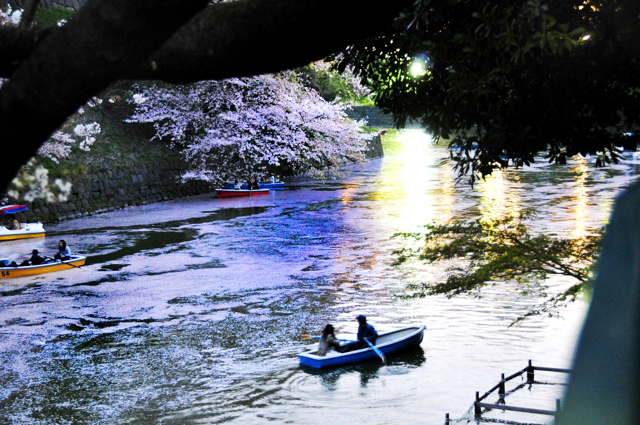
[[214, 188, 270, 198], [240, 181, 285, 190], [0, 205, 45, 241], [0, 255, 86, 279], [299, 325, 426, 369]]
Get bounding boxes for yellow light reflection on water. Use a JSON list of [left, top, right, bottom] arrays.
[[373, 129, 456, 230], [568, 157, 590, 238], [339, 184, 359, 206], [397, 130, 435, 227], [477, 170, 521, 222]]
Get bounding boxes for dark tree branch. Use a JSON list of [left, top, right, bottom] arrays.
[[129, 0, 409, 83], [18, 0, 40, 29], [0, 0, 410, 81], [0, 0, 410, 192], [0, 26, 51, 76], [0, 0, 211, 189]]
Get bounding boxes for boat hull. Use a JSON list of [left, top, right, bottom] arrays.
[[0, 255, 86, 279], [215, 189, 270, 198], [0, 223, 45, 241], [299, 325, 426, 369]]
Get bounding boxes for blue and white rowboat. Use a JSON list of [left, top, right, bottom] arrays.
[[299, 325, 426, 369]]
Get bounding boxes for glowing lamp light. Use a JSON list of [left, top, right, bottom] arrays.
[[409, 52, 431, 78], [410, 61, 427, 77]]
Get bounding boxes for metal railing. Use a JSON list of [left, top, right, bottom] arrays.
[[446, 360, 571, 424]]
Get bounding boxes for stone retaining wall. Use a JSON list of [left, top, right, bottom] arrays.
[[12, 137, 383, 225], [345, 105, 421, 128], [15, 161, 212, 224], [365, 134, 384, 158], [2, 0, 84, 10], [345, 106, 395, 128]]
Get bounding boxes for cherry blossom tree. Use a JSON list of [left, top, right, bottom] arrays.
[[127, 71, 372, 183]]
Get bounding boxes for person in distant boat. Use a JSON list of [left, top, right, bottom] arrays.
[[234, 179, 241, 189], [29, 249, 45, 265], [19, 249, 45, 267], [6, 214, 20, 230], [248, 176, 260, 190], [340, 315, 379, 353], [53, 239, 71, 261], [317, 324, 342, 356], [269, 175, 276, 184]]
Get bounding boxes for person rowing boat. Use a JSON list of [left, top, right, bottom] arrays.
[[340, 315, 379, 353]]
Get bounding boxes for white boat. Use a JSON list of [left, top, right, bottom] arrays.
[[0, 205, 45, 241]]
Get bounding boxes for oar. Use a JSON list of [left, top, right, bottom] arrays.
[[45, 256, 84, 270], [65, 260, 84, 270], [365, 338, 388, 365]]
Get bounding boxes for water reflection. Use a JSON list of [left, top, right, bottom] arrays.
[[478, 170, 522, 221], [435, 165, 457, 222], [374, 130, 449, 228], [568, 158, 590, 238]]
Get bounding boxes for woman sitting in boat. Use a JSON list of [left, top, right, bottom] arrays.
[[53, 240, 71, 261], [317, 324, 342, 356]]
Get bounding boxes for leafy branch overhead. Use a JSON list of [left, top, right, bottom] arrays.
[[392, 215, 601, 320], [337, 0, 640, 184]]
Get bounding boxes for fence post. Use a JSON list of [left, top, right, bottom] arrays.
[[556, 398, 562, 415], [474, 391, 481, 416], [445, 413, 450, 424], [527, 359, 534, 383], [499, 373, 506, 398]]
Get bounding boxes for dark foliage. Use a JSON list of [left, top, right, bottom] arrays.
[[337, 0, 640, 184]]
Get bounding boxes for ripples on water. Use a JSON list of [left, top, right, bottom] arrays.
[[1, 131, 638, 424]]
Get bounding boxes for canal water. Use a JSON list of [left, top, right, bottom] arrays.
[[1, 130, 639, 424]]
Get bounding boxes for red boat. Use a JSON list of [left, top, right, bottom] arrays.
[[214, 188, 270, 198]]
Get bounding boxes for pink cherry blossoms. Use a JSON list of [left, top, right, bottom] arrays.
[[127, 71, 372, 183]]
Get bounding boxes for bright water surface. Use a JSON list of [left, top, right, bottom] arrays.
[[1, 130, 639, 424]]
